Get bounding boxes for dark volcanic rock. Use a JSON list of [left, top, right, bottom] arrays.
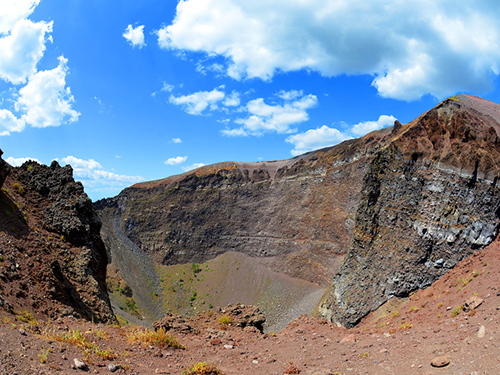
[[95, 137, 390, 288], [153, 312, 195, 334], [319, 96, 500, 327], [0, 157, 115, 323], [0, 149, 10, 188]]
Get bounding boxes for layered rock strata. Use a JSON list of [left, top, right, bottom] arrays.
[[320, 95, 500, 326]]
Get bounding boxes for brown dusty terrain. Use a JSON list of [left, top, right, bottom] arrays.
[[1, 234, 500, 375]]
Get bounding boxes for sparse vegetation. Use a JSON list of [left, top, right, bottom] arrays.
[[283, 361, 301, 374], [126, 327, 185, 349], [398, 321, 412, 330], [49, 328, 117, 360], [218, 315, 232, 329], [451, 305, 464, 317], [183, 362, 224, 375], [38, 346, 51, 363]]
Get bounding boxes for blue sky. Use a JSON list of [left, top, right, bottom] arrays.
[[2, 0, 500, 201]]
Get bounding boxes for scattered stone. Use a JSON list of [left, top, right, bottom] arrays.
[[153, 313, 194, 334], [477, 325, 486, 339], [210, 338, 221, 346], [224, 344, 233, 349], [341, 334, 355, 343], [464, 296, 483, 312], [155, 369, 170, 374], [108, 364, 119, 372], [74, 358, 87, 370], [252, 360, 259, 364], [431, 356, 451, 368], [18, 329, 26, 336]]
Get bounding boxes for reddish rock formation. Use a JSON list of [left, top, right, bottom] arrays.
[[0, 154, 115, 323], [320, 95, 500, 326]]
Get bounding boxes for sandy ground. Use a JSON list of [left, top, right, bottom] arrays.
[[2, 236, 500, 375]]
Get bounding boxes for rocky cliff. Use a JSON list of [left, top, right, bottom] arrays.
[[0, 153, 115, 323], [319, 95, 500, 326], [95, 130, 391, 289], [97, 94, 500, 329]]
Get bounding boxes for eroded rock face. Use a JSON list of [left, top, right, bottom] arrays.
[[320, 96, 500, 327], [0, 157, 115, 323], [0, 149, 10, 188], [95, 133, 390, 288]]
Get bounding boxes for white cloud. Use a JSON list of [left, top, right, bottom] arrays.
[[164, 155, 188, 165], [287, 114, 397, 155], [222, 90, 240, 107], [159, 0, 500, 100], [161, 82, 174, 92], [16, 56, 80, 128], [0, 0, 40, 35], [221, 127, 248, 137], [5, 156, 40, 166], [231, 91, 317, 135], [123, 24, 146, 48], [182, 162, 206, 171], [172, 137, 182, 143], [169, 88, 225, 115], [0, 109, 25, 136], [59, 156, 143, 187], [286, 125, 352, 156], [350, 115, 397, 136], [0, 18, 53, 84]]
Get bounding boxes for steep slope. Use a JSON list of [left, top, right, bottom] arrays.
[[96, 127, 392, 322], [0, 151, 115, 323], [319, 95, 500, 326], [98, 94, 500, 329]]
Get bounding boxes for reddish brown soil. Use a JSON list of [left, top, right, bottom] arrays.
[[2, 236, 500, 375]]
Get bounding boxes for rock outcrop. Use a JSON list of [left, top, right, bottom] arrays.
[[97, 94, 500, 329], [0, 155, 115, 323], [319, 95, 500, 326]]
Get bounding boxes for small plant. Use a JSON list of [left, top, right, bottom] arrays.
[[392, 311, 399, 318], [183, 362, 224, 375], [451, 305, 464, 317], [472, 269, 479, 278], [126, 327, 185, 349], [47, 236, 52, 241], [398, 321, 412, 330], [60, 235, 66, 242], [438, 302, 443, 308], [437, 314, 441, 318], [27, 165, 33, 171], [125, 297, 139, 315], [407, 306, 417, 313], [473, 291, 479, 296], [190, 291, 197, 301], [218, 315, 232, 329], [192, 263, 202, 274], [283, 361, 301, 374], [17, 310, 36, 324], [38, 346, 51, 363], [49, 329, 117, 360], [483, 260, 488, 266], [358, 352, 369, 358], [13, 183, 25, 195]]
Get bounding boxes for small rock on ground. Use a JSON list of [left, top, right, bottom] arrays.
[[431, 355, 451, 368]]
